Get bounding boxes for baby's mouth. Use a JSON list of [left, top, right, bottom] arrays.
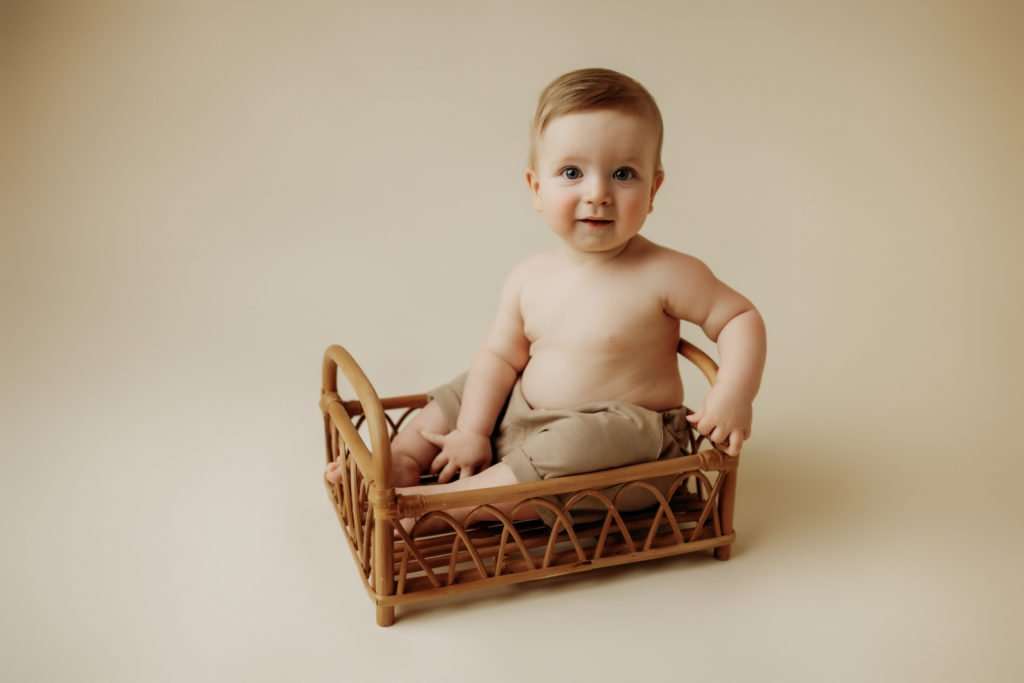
[[579, 219, 614, 226]]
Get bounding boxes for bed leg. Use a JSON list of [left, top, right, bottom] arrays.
[[376, 604, 395, 627], [714, 465, 738, 561], [373, 504, 396, 626]]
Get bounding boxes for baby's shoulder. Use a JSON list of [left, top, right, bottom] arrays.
[[506, 250, 558, 286], [495, 252, 551, 307], [630, 237, 709, 283]]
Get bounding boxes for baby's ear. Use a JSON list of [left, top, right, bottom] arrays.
[[649, 170, 666, 207], [524, 168, 542, 211]]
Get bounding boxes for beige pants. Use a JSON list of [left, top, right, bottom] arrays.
[[427, 371, 695, 526]]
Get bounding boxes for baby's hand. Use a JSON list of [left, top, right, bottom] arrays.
[[685, 384, 752, 457], [420, 428, 493, 483]]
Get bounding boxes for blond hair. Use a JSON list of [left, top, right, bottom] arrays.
[[527, 67, 664, 175]]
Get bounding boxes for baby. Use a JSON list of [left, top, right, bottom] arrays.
[[325, 67, 767, 531]]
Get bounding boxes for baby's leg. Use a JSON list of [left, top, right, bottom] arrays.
[[395, 462, 542, 535], [386, 399, 453, 484], [325, 399, 452, 487]]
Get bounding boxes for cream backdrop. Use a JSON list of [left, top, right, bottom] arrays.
[[4, 2, 1022, 681]]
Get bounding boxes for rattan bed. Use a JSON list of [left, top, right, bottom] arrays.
[[320, 338, 739, 626]]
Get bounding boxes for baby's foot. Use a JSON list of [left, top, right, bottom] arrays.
[[324, 459, 343, 485], [325, 451, 421, 487]]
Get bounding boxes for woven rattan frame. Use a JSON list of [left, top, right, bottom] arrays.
[[320, 338, 739, 627]]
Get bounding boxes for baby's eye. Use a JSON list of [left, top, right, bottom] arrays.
[[559, 166, 582, 180], [613, 167, 637, 181]]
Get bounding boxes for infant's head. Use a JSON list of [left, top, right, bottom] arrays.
[[525, 68, 666, 258]]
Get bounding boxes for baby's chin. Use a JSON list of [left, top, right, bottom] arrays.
[[557, 234, 637, 256]]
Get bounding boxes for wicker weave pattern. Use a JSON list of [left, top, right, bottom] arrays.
[[321, 339, 739, 625]]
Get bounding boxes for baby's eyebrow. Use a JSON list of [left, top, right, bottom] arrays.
[[555, 155, 644, 165]]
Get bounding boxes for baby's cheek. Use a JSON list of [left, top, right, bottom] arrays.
[[621, 193, 647, 215], [548, 192, 576, 213]]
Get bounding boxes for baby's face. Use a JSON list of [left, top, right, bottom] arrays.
[[526, 109, 665, 256]]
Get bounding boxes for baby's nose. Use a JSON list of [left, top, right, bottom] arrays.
[[584, 176, 610, 202]]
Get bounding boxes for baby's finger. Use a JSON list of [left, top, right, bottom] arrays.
[[459, 465, 475, 480], [727, 430, 744, 456], [691, 414, 711, 436], [709, 426, 726, 446], [430, 452, 449, 474], [438, 461, 458, 484]]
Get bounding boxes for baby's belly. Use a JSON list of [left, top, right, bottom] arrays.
[[520, 349, 684, 412]]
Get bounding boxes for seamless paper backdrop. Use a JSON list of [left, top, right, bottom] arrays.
[[3, 2, 1022, 682]]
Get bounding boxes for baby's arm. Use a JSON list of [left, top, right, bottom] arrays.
[[423, 264, 530, 483], [660, 252, 767, 455]]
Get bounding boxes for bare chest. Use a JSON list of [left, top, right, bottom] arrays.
[[520, 262, 676, 354]]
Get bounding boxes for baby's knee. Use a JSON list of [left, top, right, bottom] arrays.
[[417, 399, 453, 434], [389, 450, 421, 487]]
